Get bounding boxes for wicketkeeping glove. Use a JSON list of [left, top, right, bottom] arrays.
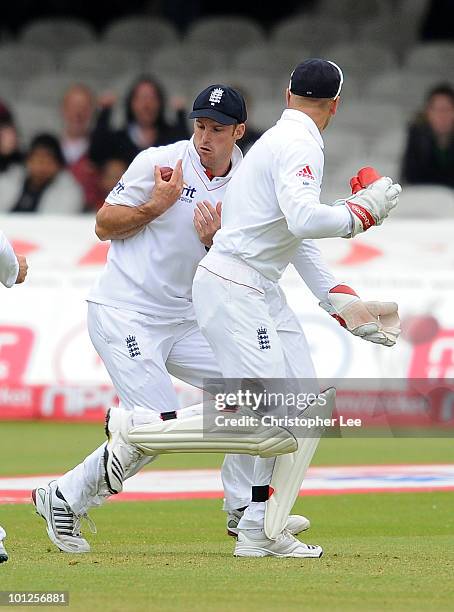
[[320, 284, 401, 347], [350, 166, 382, 194], [331, 171, 401, 238]]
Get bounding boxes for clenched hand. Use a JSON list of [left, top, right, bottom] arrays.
[[149, 159, 184, 217]]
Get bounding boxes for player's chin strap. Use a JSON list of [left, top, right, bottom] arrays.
[[125, 404, 298, 458], [264, 388, 336, 540]]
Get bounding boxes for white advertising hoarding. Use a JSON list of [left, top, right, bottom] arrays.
[[1, 215, 453, 421]]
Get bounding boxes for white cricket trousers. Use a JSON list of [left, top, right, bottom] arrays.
[[193, 254, 319, 530], [57, 302, 260, 515]]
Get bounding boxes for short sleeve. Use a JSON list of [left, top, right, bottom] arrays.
[[105, 149, 156, 207]]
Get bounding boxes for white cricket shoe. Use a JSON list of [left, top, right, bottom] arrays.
[[0, 526, 8, 563], [104, 407, 142, 494], [234, 529, 323, 558], [32, 480, 96, 554], [227, 509, 310, 537]]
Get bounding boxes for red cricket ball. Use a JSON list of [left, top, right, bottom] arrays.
[[160, 167, 173, 182]]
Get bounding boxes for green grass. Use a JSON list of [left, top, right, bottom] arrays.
[[1, 421, 453, 476], [1, 493, 453, 611], [1, 422, 453, 611]]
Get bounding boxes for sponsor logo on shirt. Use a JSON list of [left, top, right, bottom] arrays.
[[179, 185, 197, 204], [296, 165, 315, 180], [112, 179, 125, 195]]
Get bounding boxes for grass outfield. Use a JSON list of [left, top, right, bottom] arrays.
[[1, 494, 453, 611], [1, 422, 453, 611], [1, 421, 454, 475]]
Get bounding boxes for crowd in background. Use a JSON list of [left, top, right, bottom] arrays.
[[0, 74, 453, 215], [0, 0, 453, 215], [0, 77, 192, 214], [0, 74, 273, 214]]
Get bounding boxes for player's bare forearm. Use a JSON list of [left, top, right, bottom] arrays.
[[95, 202, 160, 241], [103, 225, 147, 240], [95, 161, 184, 241]]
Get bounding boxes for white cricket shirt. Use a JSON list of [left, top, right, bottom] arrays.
[[0, 230, 19, 288], [88, 137, 242, 319], [205, 109, 352, 282]]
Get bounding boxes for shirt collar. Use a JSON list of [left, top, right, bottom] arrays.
[[188, 136, 243, 185], [279, 109, 324, 150]]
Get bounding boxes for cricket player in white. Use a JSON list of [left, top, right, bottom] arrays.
[[192, 59, 402, 557], [0, 526, 7, 564], [0, 230, 28, 563], [32, 85, 308, 554]]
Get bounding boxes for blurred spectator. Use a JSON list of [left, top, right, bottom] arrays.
[[60, 84, 104, 211], [401, 83, 454, 188], [99, 155, 129, 198], [0, 133, 83, 214], [0, 101, 23, 173], [90, 75, 190, 166]]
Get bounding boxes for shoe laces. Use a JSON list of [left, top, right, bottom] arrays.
[[276, 528, 297, 544], [73, 513, 97, 537], [227, 508, 244, 527]]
